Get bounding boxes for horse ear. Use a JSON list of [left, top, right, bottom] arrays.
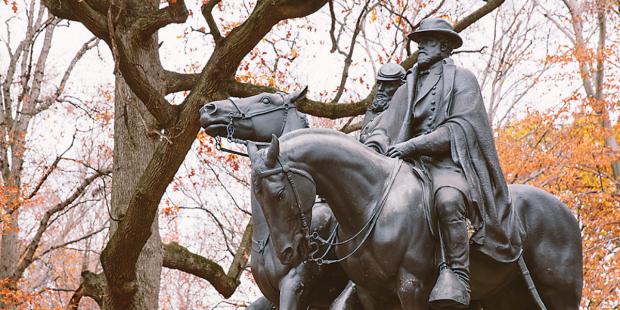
[[265, 134, 280, 168], [288, 85, 308, 103], [247, 142, 259, 164]]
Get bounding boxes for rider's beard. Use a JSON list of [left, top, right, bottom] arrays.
[[370, 92, 390, 112]]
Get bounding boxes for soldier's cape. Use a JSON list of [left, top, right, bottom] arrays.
[[365, 58, 524, 262]]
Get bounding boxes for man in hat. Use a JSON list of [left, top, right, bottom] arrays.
[[364, 18, 523, 307], [359, 63, 406, 143]]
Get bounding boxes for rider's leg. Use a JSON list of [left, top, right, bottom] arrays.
[[429, 186, 470, 308], [436, 187, 470, 287]]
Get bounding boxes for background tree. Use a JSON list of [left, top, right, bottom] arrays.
[[0, 2, 110, 307], [498, 0, 620, 307]]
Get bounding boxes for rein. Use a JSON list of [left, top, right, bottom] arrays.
[[307, 160, 403, 265], [214, 93, 295, 157]]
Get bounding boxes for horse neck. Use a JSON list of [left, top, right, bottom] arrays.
[[287, 133, 393, 232]]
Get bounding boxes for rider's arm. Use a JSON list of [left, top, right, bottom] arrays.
[[364, 133, 389, 154], [404, 126, 451, 156]]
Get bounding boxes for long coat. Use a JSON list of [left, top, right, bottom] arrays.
[[365, 58, 523, 262]]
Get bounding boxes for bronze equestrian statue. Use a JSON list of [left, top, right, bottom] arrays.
[[365, 18, 524, 308], [359, 63, 405, 143], [248, 129, 582, 309]]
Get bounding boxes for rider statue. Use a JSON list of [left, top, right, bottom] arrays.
[[359, 63, 406, 143], [363, 18, 524, 308]]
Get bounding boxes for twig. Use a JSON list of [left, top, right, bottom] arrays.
[[332, 0, 372, 103], [452, 46, 487, 55]]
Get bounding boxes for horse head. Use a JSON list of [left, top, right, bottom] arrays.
[[199, 87, 309, 142], [248, 136, 316, 266]]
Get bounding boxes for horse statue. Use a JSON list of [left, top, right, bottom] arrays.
[[248, 128, 583, 309], [199, 89, 353, 309]]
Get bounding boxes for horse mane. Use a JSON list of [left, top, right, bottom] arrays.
[[279, 127, 349, 142], [297, 112, 310, 129], [278, 128, 376, 158]]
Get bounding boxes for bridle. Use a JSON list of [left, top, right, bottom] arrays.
[[256, 155, 403, 266], [256, 157, 316, 238], [212, 92, 297, 157]]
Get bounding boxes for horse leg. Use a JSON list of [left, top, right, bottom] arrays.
[[480, 276, 537, 310], [396, 271, 428, 310], [522, 251, 581, 310], [247, 296, 275, 310], [279, 262, 319, 310], [511, 185, 583, 309], [330, 281, 362, 310], [352, 286, 389, 310], [481, 259, 580, 310]]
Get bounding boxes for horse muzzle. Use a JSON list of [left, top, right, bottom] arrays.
[[278, 234, 307, 266]]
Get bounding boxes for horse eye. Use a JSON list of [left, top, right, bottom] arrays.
[[261, 97, 270, 104], [276, 189, 285, 200]]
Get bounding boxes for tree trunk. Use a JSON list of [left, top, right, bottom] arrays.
[[104, 59, 163, 310], [0, 209, 20, 282]]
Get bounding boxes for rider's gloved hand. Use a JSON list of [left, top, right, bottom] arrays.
[[366, 143, 383, 154], [386, 141, 416, 158]]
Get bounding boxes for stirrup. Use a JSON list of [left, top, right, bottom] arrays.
[[429, 268, 470, 309]]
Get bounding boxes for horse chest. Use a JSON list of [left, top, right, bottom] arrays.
[[335, 235, 402, 291], [338, 251, 396, 294], [251, 247, 289, 300]]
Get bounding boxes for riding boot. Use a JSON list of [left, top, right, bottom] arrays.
[[429, 190, 470, 308], [429, 218, 470, 308]]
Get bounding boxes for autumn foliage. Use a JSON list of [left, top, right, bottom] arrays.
[[497, 105, 619, 308]]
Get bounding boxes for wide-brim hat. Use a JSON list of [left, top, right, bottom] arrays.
[[408, 18, 463, 49]]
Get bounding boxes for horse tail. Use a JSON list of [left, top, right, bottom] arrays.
[[517, 255, 547, 310]]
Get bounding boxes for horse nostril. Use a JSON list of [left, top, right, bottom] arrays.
[[201, 103, 217, 114], [280, 247, 293, 262]]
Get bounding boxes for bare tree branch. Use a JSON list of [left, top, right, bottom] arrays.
[[340, 119, 363, 133], [452, 46, 487, 55], [11, 168, 111, 281], [35, 37, 99, 114], [132, 0, 188, 40], [114, 39, 179, 128], [26, 133, 77, 199], [163, 70, 200, 94], [453, 0, 506, 32], [66, 271, 106, 309], [328, 0, 338, 52], [202, 0, 223, 44], [37, 225, 107, 260], [162, 224, 252, 299], [42, 0, 109, 39], [227, 80, 372, 119]]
